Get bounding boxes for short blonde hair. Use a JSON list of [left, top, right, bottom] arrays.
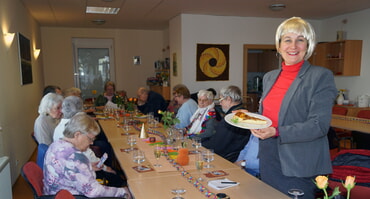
[[275, 17, 316, 60], [63, 87, 81, 97]]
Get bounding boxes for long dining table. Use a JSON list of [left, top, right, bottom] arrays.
[[98, 117, 290, 199], [331, 114, 370, 134]]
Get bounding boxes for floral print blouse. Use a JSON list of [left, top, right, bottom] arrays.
[[43, 140, 127, 197]]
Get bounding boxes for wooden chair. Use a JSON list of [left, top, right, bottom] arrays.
[[331, 106, 353, 150]]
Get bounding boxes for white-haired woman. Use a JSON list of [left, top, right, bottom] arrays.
[[34, 93, 63, 145], [185, 90, 216, 142], [44, 112, 131, 198]]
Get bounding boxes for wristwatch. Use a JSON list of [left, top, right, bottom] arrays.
[[241, 160, 246, 167]]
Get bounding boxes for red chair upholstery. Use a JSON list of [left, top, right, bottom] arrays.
[[21, 162, 45, 198], [332, 106, 348, 115], [21, 162, 125, 199], [357, 110, 370, 119], [55, 190, 75, 199]]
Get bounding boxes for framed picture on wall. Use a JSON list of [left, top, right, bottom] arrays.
[[17, 33, 33, 85], [196, 43, 229, 81]]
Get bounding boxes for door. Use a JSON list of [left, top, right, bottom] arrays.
[[72, 38, 115, 100], [243, 44, 279, 112]]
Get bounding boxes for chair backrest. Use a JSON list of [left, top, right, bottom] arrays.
[[332, 106, 348, 115], [37, 144, 49, 170], [55, 189, 75, 199], [357, 110, 370, 119], [21, 161, 44, 197]]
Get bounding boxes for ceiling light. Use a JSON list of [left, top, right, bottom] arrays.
[[92, 19, 106, 25], [86, 6, 120, 14], [269, 3, 286, 11]]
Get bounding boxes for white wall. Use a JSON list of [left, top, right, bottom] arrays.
[[0, 0, 43, 184], [320, 9, 370, 102], [41, 27, 166, 97], [171, 14, 321, 95]]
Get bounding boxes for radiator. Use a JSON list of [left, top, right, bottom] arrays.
[[0, 156, 12, 199]]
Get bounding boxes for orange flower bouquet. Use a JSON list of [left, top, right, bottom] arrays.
[[314, 175, 356, 199], [125, 97, 138, 112]]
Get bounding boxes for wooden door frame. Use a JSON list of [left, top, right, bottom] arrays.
[[242, 44, 276, 96]]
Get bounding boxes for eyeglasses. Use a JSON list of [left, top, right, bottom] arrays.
[[198, 98, 210, 103], [83, 134, 96, 142]]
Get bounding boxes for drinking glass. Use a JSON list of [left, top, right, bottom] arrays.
[[288, 188, 304, 199], [103, 107, 109, 118], [171, 188, 186, 199], [122, 125, 131, 135], [132, 150, 145, 170], [153, 117, 159, 128], [202, 149, 215, 168], [114, 111, 121, 127], [192, 137, 202, 153], [127, 135, 136, 151], [195, 152, 204, 181], [153, 145, 162, 167]]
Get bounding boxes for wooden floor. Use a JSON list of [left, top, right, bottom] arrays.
[[12, 149, 36, 199], [11, 141, 351, 199]]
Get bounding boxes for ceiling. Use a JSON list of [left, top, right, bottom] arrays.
[[21, 0, 370, 30]]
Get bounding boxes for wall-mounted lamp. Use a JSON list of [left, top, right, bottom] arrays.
[[4, 32, 15, 47], [33, 48, 41, 59]]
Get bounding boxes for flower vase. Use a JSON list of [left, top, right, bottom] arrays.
[[336, 91, 344, 105]]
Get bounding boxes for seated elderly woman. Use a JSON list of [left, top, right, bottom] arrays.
[[202, 85, 251, 162], [53, 96, 125, 187], [95, 81, 119, 108], [44, 112, 131, 198], [185, 90, 216, 142], [34, 93, 64, 145], [173, 84, 198, 129]]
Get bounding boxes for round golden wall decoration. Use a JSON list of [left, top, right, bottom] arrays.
[[199, 47, 227, 78], [196, 44, 229, 81]]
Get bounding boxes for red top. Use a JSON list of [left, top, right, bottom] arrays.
[[262, 60, 303, 128]]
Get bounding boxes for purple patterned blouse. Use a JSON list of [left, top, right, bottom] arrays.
[[43, 140, 127, 197]]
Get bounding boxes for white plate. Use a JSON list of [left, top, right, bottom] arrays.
[[225, 112, 272, 129]]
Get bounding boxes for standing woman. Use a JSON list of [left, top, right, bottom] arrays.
[[251, 17, 337, 198], [34, 93, 64, 145]]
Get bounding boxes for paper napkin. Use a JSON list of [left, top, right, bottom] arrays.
[[208, 178, 239, 190]]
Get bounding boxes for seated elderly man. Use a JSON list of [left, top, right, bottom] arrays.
[[202, 85, 251, 162], [185, 89, 216, 142], [44, 112, 131, 198], [172, 84, 198, 129], [136, 87, 167, 119]]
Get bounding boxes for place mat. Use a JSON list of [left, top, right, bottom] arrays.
[[132, 165, 154, 173], [120, 147, 138, 153], [208, 178, 239, 190], [120, 132, 136, 136], [205, 170, 229, 178], [96, 115, 113, 120]]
